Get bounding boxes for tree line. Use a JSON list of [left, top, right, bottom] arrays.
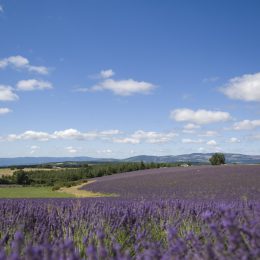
[[0, 162, 179, 188]]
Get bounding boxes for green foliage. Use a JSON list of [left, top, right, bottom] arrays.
[[0, 176, 13, 185], [51, 180, 87, 191], [209, 153, 226, 165], [0, 162, 178, 187], [13, 170, 32, 185]]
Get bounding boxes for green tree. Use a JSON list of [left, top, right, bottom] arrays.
[[140, 161, 146, 170], [209, 153, 226, 165], [14, 170, 32, 185]]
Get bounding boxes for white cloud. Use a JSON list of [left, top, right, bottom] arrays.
[[199, 131, 218, 137], [207, 140, 217, 146], [97, 149, 113, 154], [53, 129, 121, 140], [79, 70, 156, 96], [220, 72, 260, 101], [182, 129, 195, 134], [30, 145, 40, 150], [182, 123, 200, 134], [99, 129, 122, 136], [0, 55, 49, 75], [3, 128, 121, 142], [90, 78, 155, 96], [16, 79, 53, 91], [27, 66, 49, 75], [30, 145, 40, 154], [0, 85, 19, 101], [198, 147, 206, 152], [0, 108, 12, 115], [183, 123, 201, 130], [6, 131, 52, 141], [0, 5, 4, 13], [170, 108, 231, 124], [182, 138, 204, 144], [65, 146, 78, 154], [113, 130, 177, 144], [228, 137, 240, 143], [233, 120, 260, 130], [54, 129, 87, 140], [113, 137, 140, 144], [0, 128, 177, 145], [100, 69, 115, 79], [132, 130, 177, 144], [20, 131, 51, 141]]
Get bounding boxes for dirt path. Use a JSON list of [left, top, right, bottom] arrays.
[[58, 180, 116, 198]]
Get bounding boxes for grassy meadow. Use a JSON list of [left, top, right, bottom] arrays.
[[0, 186, 74, 198]]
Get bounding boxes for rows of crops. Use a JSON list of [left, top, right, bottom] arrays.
[[0, 198, 260, 259], [83, 165, 260, 200], [0, 165, 260, 259]]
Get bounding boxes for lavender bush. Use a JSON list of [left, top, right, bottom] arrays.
[[0, 198, 260, 259]]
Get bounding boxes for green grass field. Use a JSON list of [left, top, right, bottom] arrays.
[[0, 186, 75, 198]]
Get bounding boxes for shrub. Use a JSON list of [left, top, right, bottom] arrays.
[[13, 170, 32, 185]]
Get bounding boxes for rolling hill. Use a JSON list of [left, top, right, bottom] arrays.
[[0, 153, 260, 167]]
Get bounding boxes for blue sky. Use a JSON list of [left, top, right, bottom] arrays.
[[0, 0, 260, 158]]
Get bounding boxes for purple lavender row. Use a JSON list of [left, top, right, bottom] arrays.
[[0, 198, 260, 259]]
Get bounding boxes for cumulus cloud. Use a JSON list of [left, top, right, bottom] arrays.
[[0, 128, 178, 145], [100, 69, 115, 79], [54, 129, 92, 140], [170, 108, 231, 124], [228, 137, 240, 143], [3, 129, 121, 142], [113, 137, 140, 144], [90, 78, 155, 96], [207, 140, 217, 146], [0, 108, 12, 115], [182, 123, 200, 134], [54, 129, 121, 140], [233, 120, 260, 130], [183, 123, 201, 130], [79, 70, 156, 96], [0, 85, 19, 101], [6, 131, 51, 141], [132, 130, 177, 144], [0, 55, 49, 75], [220, 72, 260, 101], [182, 138, 204, 144], [113, 130, 177, 144], [16, 79, 53, 91]]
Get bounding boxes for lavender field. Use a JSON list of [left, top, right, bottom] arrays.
[[83, 165, 260, 200], [1, 165, 260, 259]]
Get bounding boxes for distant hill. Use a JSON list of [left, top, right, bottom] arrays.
[[0, 157, 117, 167], [124, 153, 260, 164], [0, 153, 259, 167]]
